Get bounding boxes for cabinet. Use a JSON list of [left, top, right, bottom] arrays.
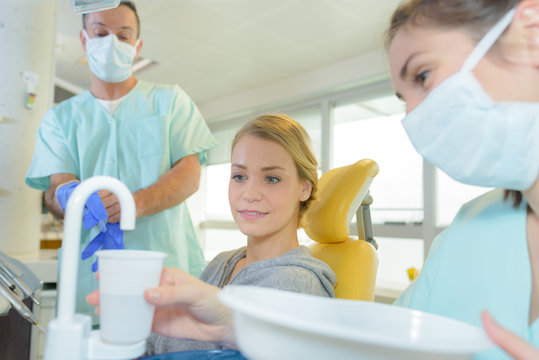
[[29, 287, 57, 360]]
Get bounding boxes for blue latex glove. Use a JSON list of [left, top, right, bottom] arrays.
[[56, 181, 108, 232], [81, 223, 124, 272], [57, 181, 123, 271]]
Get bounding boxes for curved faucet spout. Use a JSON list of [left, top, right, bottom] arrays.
[[57, 176, 136, 322]]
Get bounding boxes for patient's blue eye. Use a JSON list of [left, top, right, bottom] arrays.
[[266, 176, 280, 184], [232, 174, 246, 182]]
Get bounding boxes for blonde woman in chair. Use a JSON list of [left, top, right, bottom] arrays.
[[89, 114, 336, 354]]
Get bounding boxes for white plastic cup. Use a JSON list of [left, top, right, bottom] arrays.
[[96, 250, 166, 345]]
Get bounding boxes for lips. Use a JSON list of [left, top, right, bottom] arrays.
[[239, 210, 267, 215], [238, 209, 268, 219]]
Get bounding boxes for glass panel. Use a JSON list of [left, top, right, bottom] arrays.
[[203, 228, 245, 262], [333, 95, 423, 224], [207, 125, 243, 165], [206, 163, 234, 220], [376, 237, 424, 286], [287, 106, 322, 164], [436, 169, 492, 226]]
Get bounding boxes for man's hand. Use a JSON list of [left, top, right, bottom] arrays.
[[98, 190, 121, 223]]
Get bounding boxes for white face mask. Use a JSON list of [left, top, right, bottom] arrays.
[[402, 8, 539, 191], [83, 30, 138, 83]]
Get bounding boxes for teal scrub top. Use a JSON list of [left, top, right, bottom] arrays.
[[394, 189, 535, 359], [26, 81, 218, 324]]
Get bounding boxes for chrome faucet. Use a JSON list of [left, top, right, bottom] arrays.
[[43, 176, 144, 360]]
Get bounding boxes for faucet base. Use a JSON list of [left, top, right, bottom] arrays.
[[44, 314, 91, 360], [43, 314, 146, 360], [88, 330, 146, 359]]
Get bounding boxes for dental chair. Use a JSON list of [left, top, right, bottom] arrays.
[[304, 159, 379, 301]]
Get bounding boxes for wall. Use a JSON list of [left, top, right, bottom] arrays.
[[199, 48, 389, 123], [0, 2, 57, 255]]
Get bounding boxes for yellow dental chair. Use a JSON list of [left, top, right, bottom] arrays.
[[304, 159, 379, 301]]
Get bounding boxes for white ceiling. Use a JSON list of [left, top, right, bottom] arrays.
[[54, 0, 402, 105]]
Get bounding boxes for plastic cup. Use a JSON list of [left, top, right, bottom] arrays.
[[96, 249, 166, 345]]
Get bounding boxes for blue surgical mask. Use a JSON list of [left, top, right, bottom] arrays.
[[402, 8, 539, 191], [83, 30, 138, 83]]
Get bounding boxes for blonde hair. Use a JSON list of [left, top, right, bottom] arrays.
[[231, 114, 318, 226]]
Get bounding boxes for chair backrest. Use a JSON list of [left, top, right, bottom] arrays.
[[304, 159, 379, 300]]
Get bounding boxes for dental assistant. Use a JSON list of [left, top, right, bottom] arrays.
[[26, 1, 217, 325], [386, 0, 539, 359]]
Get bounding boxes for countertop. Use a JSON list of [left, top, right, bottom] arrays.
[[11, 250, 58, 284]]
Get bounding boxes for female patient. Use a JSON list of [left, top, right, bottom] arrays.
[[143, 113, 336, 354]]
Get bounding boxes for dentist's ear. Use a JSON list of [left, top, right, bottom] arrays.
[[517, 0, 539, 67], [80, 30, 88, 52], [133, 39, 143, 62]]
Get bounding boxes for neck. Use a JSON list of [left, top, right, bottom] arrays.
[[244, 230, 300, 265], [90, 76, 138, 100]]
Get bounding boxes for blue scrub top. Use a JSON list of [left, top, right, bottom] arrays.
[[26, 80, 218, 323], [395, 189, 535, 359]]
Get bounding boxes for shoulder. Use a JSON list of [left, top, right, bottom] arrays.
[[238, 246, 337, 297], [209, 247, 247, 265], [134, 80, 189, 101], [440, 189, 527, 248], [48, 91, 93, 120], [455, 189, 520, 223], [57, 90, 93, 108], [199, 247, 246, 282]]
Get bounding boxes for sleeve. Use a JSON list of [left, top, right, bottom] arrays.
[[168, 86, 218, 166], [25, 108, 78, 190]]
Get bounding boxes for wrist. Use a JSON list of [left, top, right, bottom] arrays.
[[133, 191, 145, 218]]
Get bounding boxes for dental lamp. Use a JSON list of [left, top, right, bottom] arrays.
[[43, 176, 145, 360], [71, 0, 121, 14]]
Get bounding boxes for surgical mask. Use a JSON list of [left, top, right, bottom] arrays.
[[402, 8, 539, 191], [83, 30, 138, 83]]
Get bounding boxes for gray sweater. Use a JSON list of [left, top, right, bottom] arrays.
[[145, 245, 336, 355]]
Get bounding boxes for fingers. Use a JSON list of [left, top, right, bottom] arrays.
[[98, 191, 121, 223], [87, 290, 100, 306], [481, 310, 539, 360], [144, 278, 214, 307]]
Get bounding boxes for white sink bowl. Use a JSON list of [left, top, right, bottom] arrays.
[[218, 286, 494, 360]]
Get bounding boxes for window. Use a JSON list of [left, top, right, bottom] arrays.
[[376, 237, 424, 287], [286, 106, 322, 163], [332, 95, 423, 224], [205, 163, 233, 221]]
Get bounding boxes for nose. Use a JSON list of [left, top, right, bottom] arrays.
[[242, 181, 262, 202]]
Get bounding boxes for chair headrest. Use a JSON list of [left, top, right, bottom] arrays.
[[304, 159, 379, 244]]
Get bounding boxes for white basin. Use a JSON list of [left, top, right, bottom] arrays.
[[218, 286, 494, 360]]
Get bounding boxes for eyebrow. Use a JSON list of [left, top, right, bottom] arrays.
[[231, 164, 286, 172], [90, 22, 134, 32], [399, 52, 420, 80]]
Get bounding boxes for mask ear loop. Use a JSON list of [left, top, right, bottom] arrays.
[[461, 8, 516, 71]]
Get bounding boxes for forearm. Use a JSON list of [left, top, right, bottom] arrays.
[[44, 173, 79, 219], [134, 154, 201, 218]]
